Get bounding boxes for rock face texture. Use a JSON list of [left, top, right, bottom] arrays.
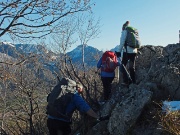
[[108, 85, 152, 135], [85, 44, 180, 135], [136, 44, 180, 100]]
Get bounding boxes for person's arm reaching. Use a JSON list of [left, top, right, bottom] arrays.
[[74, 94, 99, 119], [86, 109, 110, 121], [74, 94, 109, 121]]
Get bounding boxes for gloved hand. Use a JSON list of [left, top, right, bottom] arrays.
[[98, 115, 110, 121], [115, 51, 121, 58]]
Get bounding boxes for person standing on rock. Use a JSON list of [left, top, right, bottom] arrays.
[[97, 51, 120, 101], [118, 21, 141, 85]]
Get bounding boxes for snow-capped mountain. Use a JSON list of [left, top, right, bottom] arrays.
[[0, 42, 119, 68], [67, 45, 103, 67], [0, 42, 56, 56], [0, 42, 20, 58], [15, 44, 50, 54], [66, 44, 119, 67]]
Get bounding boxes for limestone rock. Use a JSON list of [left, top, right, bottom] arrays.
[[108, 85, 152, 135]]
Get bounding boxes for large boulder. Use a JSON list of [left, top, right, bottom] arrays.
[[136, 44, 180, 99], [108, 84, 152, 135]]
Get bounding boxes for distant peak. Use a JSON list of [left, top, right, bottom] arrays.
[[0, 41, 15, 47]]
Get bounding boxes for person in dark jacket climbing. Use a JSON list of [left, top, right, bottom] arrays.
[[47, 82, 108, 135]]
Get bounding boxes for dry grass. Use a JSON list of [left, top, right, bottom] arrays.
[[159, 110, 180, 135]]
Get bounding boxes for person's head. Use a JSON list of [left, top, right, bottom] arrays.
[[76, 82, 83, 94], [122, 21, 130, 30]]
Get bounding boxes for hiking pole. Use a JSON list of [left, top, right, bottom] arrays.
[[118, 56, 133, 83], [121, 63, 132, 83], [116, 52, 132, 85]]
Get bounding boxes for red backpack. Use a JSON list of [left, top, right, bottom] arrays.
[[101, 51, 118, 72]]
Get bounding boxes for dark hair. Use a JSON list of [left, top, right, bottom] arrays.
[[122, 21, 130, 30]]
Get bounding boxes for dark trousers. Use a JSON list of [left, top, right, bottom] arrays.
[[121, 53, 136, 84], [101, 77, 114, 100], [47, 118, 71, 135]]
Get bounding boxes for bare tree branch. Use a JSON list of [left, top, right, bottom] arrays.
[[0, 55, 35, 65], [0, 0, 93, 39]]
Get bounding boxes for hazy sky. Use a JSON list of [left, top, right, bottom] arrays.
[[85, 0, 180, 51]]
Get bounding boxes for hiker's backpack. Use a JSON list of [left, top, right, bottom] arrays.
[[125, 26, 141, 48], [101, 51, 118, 72], [46, 77, 77, 120]]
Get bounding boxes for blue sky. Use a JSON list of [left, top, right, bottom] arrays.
[[85, 0, 180, 51], [1, 0, 180, 52]]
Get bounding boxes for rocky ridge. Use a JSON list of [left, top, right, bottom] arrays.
[[86, 44, 180, 135]]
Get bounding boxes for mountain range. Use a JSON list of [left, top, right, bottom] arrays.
[[0, 42, 119, 67]]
